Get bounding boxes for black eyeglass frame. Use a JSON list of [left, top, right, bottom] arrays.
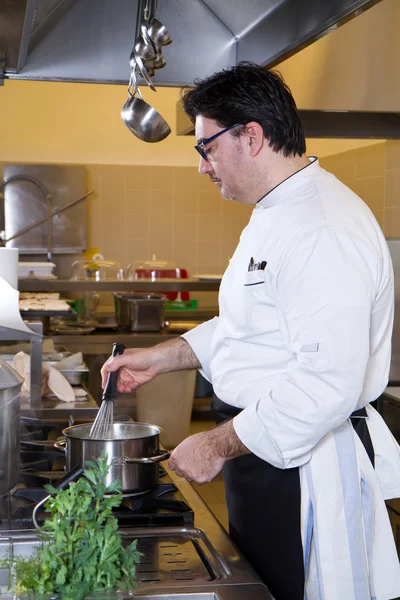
[[194, 123, 242, 161]]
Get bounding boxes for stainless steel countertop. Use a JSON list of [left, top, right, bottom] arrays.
[[0, 464, 273, 600], [20, 388, 100, 419], [47, 331, 181, 354]]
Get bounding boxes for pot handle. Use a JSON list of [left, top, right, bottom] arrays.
[[54, 439, 67, 453], [32, 464, 84, 529], [121, 450, 170, 465]]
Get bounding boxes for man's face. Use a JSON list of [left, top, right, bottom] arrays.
[[195, 117, 249, 202]]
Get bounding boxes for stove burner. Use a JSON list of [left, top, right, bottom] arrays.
[[0, 417, 195, 530]]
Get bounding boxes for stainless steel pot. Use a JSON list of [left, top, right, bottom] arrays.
[[54, 422, 170, 494], [0, 359, 24, 496], [113, 292, 166, 332]]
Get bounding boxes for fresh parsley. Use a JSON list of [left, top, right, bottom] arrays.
[[2, 455, 142, 599]]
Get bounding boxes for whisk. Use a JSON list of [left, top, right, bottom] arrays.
[[89, 343, 125, 439]]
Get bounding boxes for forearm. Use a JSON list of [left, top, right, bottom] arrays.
[[210, 419, 250, 459], [153, 337, 201, 374]]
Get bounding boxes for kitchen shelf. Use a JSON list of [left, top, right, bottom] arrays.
[[20, 310, 75, 318], [18, 278, 221, 292]]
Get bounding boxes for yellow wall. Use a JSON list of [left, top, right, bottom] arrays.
[[0, 78, 384, 166], [0, 81, 198, 166], [278, 0, 400, 112]]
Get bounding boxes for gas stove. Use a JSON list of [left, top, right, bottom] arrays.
[[0, 418, 273, 600], [0, 417, 194, 531]]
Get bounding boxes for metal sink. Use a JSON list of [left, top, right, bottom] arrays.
[[0, 476, 274, 599], [0, 527, 229, 590]]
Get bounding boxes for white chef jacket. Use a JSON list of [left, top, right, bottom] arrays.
[[183, 158, 400, 600]]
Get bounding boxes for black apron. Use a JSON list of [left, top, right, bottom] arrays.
[[212, 395, 375, 600]]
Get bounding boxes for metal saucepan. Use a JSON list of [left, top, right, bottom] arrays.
[[54, 422, 170, 494]]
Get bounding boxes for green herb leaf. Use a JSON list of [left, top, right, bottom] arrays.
[[5, 453, 142, 598]]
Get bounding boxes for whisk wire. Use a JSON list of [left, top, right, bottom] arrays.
[[89, 399, 114, 439], [89, 343, 125, 440]]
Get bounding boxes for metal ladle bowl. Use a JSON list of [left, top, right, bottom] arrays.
[[148, 18, 172, 46], [121, 69, 171, 143]]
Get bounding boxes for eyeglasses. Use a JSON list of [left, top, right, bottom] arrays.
[[194, 123, 242, 161]]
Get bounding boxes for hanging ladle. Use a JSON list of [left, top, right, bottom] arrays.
[[121, 68, 171, 143]]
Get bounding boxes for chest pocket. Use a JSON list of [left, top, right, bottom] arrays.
[[244, 271, 265, 287], [236, 270, 276, 334]]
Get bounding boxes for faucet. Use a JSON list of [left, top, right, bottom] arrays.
[[0, 175, 53, 262]]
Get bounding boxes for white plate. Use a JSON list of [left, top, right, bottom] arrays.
[[192, 274, 223, 281]]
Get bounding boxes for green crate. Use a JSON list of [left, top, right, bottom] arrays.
[[164, 299, 198, 311]]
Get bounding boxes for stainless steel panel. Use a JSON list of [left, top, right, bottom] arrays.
[[177, 102, 400, 139], [28, 0, 77, 54], [11, 0, 236, 86], [3, 164, 87, 254], [0, 466, 273, 595], [0, 0, 28, 72], [0, 527, 230, 586], [202, 0, 282, 38], [4, 0, 382, 87], [18, 279, 221, 292], [237, 0, 382, 67]]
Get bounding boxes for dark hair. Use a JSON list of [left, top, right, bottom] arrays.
[[182, 62, 306, 158]]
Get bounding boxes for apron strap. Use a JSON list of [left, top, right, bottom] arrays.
[[350, 407, 375, 467]]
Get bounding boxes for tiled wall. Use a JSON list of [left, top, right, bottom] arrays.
[[89, 142, 400, 283], [2, 141, 399, 306], [319, 141, 400, 236], [0, 162, 252, 307], [86, 164, 252, 304]]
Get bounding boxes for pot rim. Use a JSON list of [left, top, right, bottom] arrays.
[[62, 421, 163, 441]]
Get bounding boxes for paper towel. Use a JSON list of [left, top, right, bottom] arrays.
[[0, 276, 40, 336], [0, 248, 18, 289]]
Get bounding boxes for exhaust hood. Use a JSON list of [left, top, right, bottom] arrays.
[[177, 105, 400, 139], [2, 0, 397, 140], [1, 0, 382, 86]]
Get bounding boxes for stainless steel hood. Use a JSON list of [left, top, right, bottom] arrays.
[[177, 104, 400, 139], [1, 0, 382, 86]]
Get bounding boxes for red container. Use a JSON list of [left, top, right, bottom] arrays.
[[134, 261, 189, 301]]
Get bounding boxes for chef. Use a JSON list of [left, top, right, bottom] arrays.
[[102, 63, 400, 600]]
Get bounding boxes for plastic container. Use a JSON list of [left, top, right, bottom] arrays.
[[70, 259, 123, 281], [70, 258, 123, 326], [130, 257, 189, 301], [136, 370, 197, 448]]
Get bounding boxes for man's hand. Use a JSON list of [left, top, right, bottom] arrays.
[[101, 347, 159, 393], [168, 420, 250, 484], [100, 338, 201, 394], [168, 431, 226, 483]]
